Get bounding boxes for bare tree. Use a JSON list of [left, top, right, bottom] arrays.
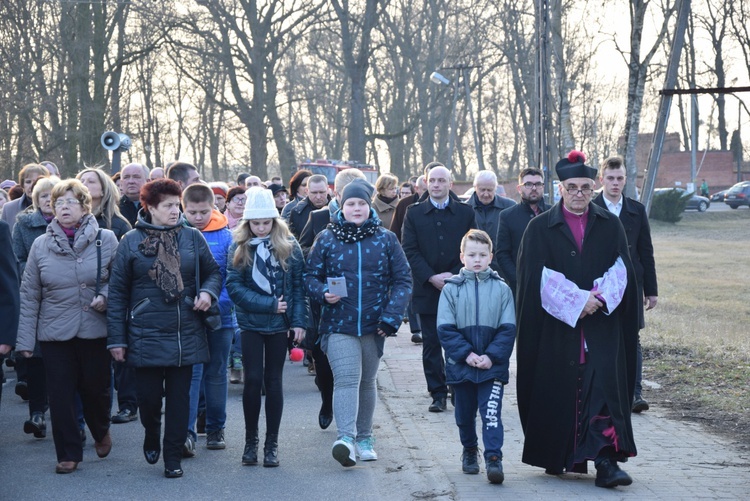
[[617, 0, 677, 198], [331, 0, 386, 163]]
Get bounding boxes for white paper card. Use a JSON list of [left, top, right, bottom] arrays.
[[327, 277, 348, 297]]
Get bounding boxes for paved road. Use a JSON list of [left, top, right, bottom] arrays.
[[2, 322, 749, 500]]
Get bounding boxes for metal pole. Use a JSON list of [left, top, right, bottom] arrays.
[[447, 78, 460, 171], [537, 0, 552, 204], [691, 94, 697, 189], [640, 0, 691, 213], [111, 151, 122, 175], [463, 68, 484, 170]]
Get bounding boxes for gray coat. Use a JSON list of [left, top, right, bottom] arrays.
[[12, 208, 50, 275], [16, 215, 118, 352], [1, 194, 33, 233]]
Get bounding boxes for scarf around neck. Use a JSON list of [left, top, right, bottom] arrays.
[[249, 237, 279, 295], [139, 226, 184, 303], [328, 212, 380, 243]]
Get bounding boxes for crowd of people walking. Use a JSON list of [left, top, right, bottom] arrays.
[[0, 152, 656, 490]]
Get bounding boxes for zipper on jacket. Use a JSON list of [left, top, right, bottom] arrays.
[[474, 274, 481, 373], [177, 302, 183, 366], [357, 241, 362, 337]]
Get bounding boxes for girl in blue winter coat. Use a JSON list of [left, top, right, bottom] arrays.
[[305, 179, 412, 468], [437, 229, 516, 485], [225, 187, 307, 468]]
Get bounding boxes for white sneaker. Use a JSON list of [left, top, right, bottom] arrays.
[[332, 437, 356, 467], [355, 437, 378, 461]]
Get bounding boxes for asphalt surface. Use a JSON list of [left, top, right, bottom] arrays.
[[0, 353, 442, 500], [2, 320, 749, 500]]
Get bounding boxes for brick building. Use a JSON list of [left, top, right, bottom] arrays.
[[627, 133, 748, 192]]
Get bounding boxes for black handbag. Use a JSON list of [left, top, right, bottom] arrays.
[[193, 230, 222, 331]]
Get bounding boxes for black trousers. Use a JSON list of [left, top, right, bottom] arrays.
[[312, 341, 333, 413], [241, 331, 287, 438], [136, 365, 192, 470], [419, 314, 447, 398], [39, 338, 111, 463], [26, 356, 48, 415], [113, 361, 138, 413]]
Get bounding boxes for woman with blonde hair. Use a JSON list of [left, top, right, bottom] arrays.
[[371, 173, 399, 229], [226, 187, 307, 468], [12, 176, 61, 441], [17, 179, 119, 474], [77, 168, 131, 240]]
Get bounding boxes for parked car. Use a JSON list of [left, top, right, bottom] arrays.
[[653, 188, 710, 212], [710, 189, 728, 202], [724, 182, 750, 209]]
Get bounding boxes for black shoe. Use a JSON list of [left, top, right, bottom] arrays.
[[242, 435, 259, 466], [263, 434, 279, 467], [196, 411, 206, 435], [206, 429, 226, 450], [319, 402, 333, 430], [461, 447, 480, 474], [111, 408, 138, 423], [15, 381, 29, 401], [595, 458, 633, 488], [318, 412, 333, 430], [23, 412, 46, 438], [428, 397, 447, 412], [164, 467, 183, 478], [144, 435, 161, 464], [486, 455, 504, 484], [411, 332, 423, 344], [632, 397, 650, 413], [182, 435, 196, 458]]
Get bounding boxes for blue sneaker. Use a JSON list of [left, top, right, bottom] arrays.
[[355, 437, 378, 461], [332, 437, 356, 467]]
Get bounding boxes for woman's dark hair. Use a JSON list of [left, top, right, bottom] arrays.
[[288, 169, 312, 199], [226, 185, 246, 204], [140, 178, 182, 212]]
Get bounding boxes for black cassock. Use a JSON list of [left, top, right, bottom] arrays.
[[515, 202, 640, 473]]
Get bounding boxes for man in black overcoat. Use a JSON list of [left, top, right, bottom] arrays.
[[515, 151, 639, 488], [0, 220, 21, 410], [402, 165, 476, 412], [593, 156, 658, 414], [495, 167, 550, 294]]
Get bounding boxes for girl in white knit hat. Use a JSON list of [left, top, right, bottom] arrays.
[[225, 187, 308, 468]]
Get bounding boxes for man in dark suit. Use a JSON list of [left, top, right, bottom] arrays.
[[495, 168, 550, 294], [287, 174, 330, 240], [593, 156, 658, 413], [389, 175, 426, 241], [0, 220, 20, 410], [402, 165, 476, 412], [118, 163, 148, 227]]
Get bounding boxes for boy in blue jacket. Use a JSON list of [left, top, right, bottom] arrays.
[[183, 184, 237, 454], [437, 229, 516, 484]]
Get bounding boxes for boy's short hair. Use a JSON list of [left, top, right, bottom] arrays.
[[183, 183, 215, 206], [460, 229, 493, 254]]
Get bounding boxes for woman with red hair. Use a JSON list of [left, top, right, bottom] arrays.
[[107, 179, 222, 478]]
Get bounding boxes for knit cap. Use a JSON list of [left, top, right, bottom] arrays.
[[243, 186, 278, 220], [340, 179, 374, 207]]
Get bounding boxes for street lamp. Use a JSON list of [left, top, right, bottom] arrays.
[[430, 66, 484, 171]]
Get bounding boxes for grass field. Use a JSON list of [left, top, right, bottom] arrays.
[[641, 209, 750, 448]]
